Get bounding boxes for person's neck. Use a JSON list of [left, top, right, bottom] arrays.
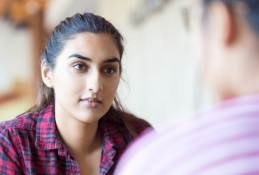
[[216, 65, 259, 101], [54, 104, 100, 157], [218, 88, 259, 102], [217, 37, 259, 101]]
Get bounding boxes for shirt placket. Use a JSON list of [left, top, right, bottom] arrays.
[[58, 147, 80, 175], [71, 160, 80, 175]]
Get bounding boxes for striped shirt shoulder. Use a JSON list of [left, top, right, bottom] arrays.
[[115, 94, 259, 175]]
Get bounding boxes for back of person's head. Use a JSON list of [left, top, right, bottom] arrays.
[[203, 0, 259, 34], [188, 0, 259, 100]]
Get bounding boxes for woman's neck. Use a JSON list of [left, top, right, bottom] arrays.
[[54, 104, 101, 156]]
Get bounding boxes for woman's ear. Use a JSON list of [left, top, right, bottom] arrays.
[[41, 60, 54, 88], [210, 1, 236, 45]]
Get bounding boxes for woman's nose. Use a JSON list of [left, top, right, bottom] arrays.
[[87, 70, 103, 94]]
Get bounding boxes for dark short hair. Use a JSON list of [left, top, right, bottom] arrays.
[[203, 0, 259, 35]]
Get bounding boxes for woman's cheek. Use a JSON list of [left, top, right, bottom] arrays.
[[105, 79, 119, 102], [56, 74, 83, 104]]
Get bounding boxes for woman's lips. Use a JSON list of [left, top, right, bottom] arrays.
[[80, 97, 102, 108]]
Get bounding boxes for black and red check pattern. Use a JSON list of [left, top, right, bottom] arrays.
[[0, 102, 150, 175]]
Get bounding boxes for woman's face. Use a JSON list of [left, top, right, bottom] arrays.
[[44, 32, 121, 123]]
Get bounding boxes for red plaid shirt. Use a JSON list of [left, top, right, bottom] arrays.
[[0, 102, 150, 175]]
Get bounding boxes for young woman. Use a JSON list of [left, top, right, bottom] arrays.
[[0, 13, 150, 175]]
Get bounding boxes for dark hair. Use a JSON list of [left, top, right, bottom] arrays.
[[203, 0, 259, 35], [22, 13, 149, 137]]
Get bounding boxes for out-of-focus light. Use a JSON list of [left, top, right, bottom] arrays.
[[25, 1, 39, 15], [131, 0, 173, 25]]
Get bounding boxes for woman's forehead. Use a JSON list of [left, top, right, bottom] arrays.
[[59, 32, 120, 61], [65, 32, 119, 55], [72, 33, 116, 49]]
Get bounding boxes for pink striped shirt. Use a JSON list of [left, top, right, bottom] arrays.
[[115, 94, 259, 175]]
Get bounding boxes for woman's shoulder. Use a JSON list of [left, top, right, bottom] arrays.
[[130, 120, 152, 136], [0, 113, 38, 133], [116, 111, 153, 137], [0, 114, 38, 156], [0, 113, 41, 174]]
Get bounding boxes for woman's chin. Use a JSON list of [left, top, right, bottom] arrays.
[[75, 115, 100, 124], [74, 109, 105, 124]]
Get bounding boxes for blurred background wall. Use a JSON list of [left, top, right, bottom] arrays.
[[0, 0, 212, 129]]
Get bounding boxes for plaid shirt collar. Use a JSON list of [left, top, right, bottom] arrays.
[[98, 119, 127, 172], [35, 102, 126, 162]]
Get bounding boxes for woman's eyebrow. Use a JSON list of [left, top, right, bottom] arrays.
[[68, 54, 92, 62], [103, 57, 120, 64]]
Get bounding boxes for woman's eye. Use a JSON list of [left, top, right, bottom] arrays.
[[73, 63, 87, 70], [103, 68, 116, 74]]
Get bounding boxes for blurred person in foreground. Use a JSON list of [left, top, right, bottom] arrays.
[[0, 13, 150, 175], [115, 0, 259, 174]]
